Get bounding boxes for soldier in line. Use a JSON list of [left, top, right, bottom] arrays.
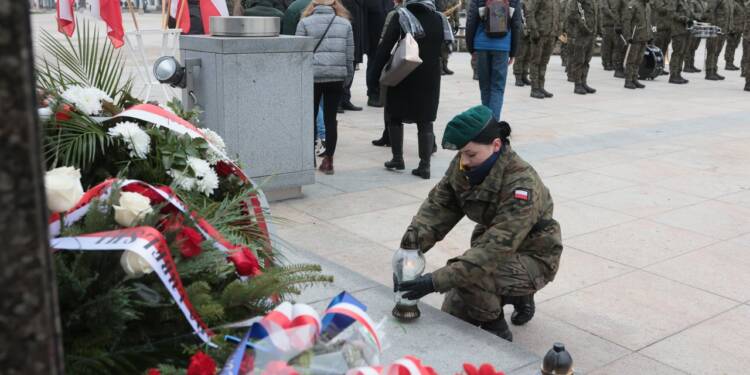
[[560, 0, 571, 69], [651, 0, 672, 75], [623, 0, 653, 88], [566, 0, 599, 94], [395, 105, 563, 342], [526, 0, 561, 98], [683, 0, 706, 72], [437, 0, 461, 75], [514, 2, 533, 87], [667, 0, 696, 83], [742, 0, 749, 90], [724, 0, 745, 70], [611, 0, 630, 78], [601, 0, 621, 70], [704, 0, 735, 80]]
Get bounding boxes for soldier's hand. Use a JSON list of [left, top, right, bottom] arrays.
[[627, 38, 633, 44], [398, 273, 435, 300], [678, 15, 689, 23], [615, 27, 623, 34]]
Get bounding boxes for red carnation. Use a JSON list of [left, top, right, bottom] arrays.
[[461, 363, 505, 375], [55, 103, 73, 121], [215, 160, 236, 178], [177, 226, 203, 258], [187, 351, 216, 375], [146, 369, 160, 375], [228, 246, 261, 276]]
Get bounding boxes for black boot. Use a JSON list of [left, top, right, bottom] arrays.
[[510, 294, 536, 326], [522, 74, 532, 86], [480, 311, 513, 341], [371, 128, 390, 147], [442, 62, 455, 75], [530, 85, 546, 99], [574, 83, 587, 95], [633, 79, 646, 88], [384, 126, 405, 170], [683, 65, 701, 73], [411, 132, 433, 179], [614, 69, 626, 78], [624, 80, 637, 89], [669, 74, 689, 84], [726, 62, 740, 71], [582, 81, 596, 93], [745, 80, 750, 92], [540, 87, 554, 98], [515, 74, 525, 87]]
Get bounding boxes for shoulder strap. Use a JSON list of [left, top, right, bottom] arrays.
[[313, 15, 337, 53]]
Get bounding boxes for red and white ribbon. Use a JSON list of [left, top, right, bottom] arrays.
[[346, 356, 436, 375]]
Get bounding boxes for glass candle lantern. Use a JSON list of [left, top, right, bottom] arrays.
[[392, 227, 426, 321]]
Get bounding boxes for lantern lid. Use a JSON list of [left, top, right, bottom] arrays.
[[400, 227, 419, 250]]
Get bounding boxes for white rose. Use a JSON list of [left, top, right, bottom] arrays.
[[113, 192, 154, 227], [120, 250, 153, 277], [45, 166, 84, 212]]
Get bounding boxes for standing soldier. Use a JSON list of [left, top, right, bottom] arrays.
[[612, 0, 629, 78], [667, 0, 695, 83], [741, 0, 749, 90], [651, 0, 673, 75], [527, 0, 562, 97], [560, 0, 571, 69], [683, 0, 706, 72], [724, 0, 745, 70], [601, 0, 620, 70], [566, 0, 600, 94], [623, 0, 653, 88], [514, 2, 533, 86], [437, 0, 461, 75], [705, 0, 735, 80]]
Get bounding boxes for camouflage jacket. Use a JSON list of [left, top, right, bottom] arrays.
[[689, 0, 707, 21], [668, 0, 695, 34], [730, 0, 745, 32], [527, 0, 563, 36], [600, 0, 624, 27], [408, 146, 563, 293], [743, 0, 750, 37], [561, 0, 570, 32], [705, 0, 735, 30], [623, 0, 653, 41], [566, 0, 600, 37], [650, 0, 675, 27]]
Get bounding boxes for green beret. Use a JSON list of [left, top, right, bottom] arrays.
[[441, 105, 494, 150]]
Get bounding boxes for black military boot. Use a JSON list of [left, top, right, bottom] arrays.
[[726, 62, 740, 71], [384, 126, 405, 170], [683, 64, 701, 73], [371, 128, 390, 147], [411, 132, 433, 179], [706, 69, 725, 80], [481, 311, 513, 342], [511, 294, 536, 326], [574, 83, 587, 94], [582, 81, 596, 93], [669, 74, 689, 84], [530, 85, 546, 99], [660, 70, 669, 76], [624, 80, 637, 89], [515, 74, 525, 87], [614, 69, 625, 78], [540, 86, 554, 98], [745, 79, 750, 92], [522, 74, 532, 86], [633, 79, 646, 88], [442, 62, 455, 75]]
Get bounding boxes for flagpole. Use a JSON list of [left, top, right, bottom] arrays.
[[125, 0, 140, 32]]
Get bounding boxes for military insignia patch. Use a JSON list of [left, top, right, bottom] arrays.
[[514, 189, 530, 201]]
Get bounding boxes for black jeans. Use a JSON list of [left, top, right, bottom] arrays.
[[314, 81, 344, 157]]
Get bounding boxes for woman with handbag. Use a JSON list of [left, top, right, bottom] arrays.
[[368, 0, 454, 179], [296, 0, 355, 174]]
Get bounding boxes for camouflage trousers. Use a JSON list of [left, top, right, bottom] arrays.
[[725, 32, 741, 65], [601, 26, 619, 68], [569, 35, 595, 83], [684, 36, 702, 68], [625, 42, 647, 81], [441, 43, 452, 68], [705, 35, 726, 71], [654, 27, 672, 66], [529, 36, 556, 89], [742, 38, 750, 78], [441, 253, 548, 322], [669, 32, 691, 75], [513, 35, 532, 76]]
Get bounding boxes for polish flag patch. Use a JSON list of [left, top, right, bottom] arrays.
[[514, 189, 530, 201]]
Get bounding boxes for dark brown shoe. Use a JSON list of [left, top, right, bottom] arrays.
[[319, 156, 334, 175]]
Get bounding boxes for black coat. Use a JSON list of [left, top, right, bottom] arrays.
[[342, 0, 368, 63], [465, 0, 523, 56], [365, 0, 394, 55], [368, 5, 445, 123]]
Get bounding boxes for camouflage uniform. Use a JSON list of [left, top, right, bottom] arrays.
[[526, 0, 562, 95], [561, 0, 571, 68], [437, 0, 461, 74], [408, 147, 563, 323], [623, 0, 653, 84], [651, 0, 674, 73], [684, 0, 707, 71], [742, 0, 750, 89], [668, 0, 696, 81], [611, 0, 630, 75], [725, 0, 745, 68], [705, 0, 736, 78], [566, 0, 600, 92], [513, 2, 533, 85], [601, 0, 621, 69]]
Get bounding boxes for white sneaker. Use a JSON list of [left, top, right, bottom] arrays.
[[316, 139, 326, 157]]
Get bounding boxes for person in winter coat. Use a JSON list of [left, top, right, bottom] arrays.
[[339, 0, 368, 111], [244, 0, 286, 17], [296, 0, 355, 174], [465, 0, 524, 120], [368, 0, 453, 180]]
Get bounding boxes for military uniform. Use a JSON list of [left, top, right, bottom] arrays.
[[651, 0, 673, 74], [513, 2, 533, 86], [437, 0, 461, 75], [601, 0, 621, 69], [668, 0, 695, 82], [526, 0, 562, 97], [725, 0, 745, 69], [566, 0, 600, 94], [611, 0, 630, 77], [561, 0, 571, 69], [705, 0, 735, 79], [409, 148, 562, 325], [684, 0, 707, 72], [742, 0, 750, 90], [623, 0, 653, 88]]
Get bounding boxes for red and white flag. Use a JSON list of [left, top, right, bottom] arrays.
[[90, 0, 125, 48], [56, 0, 75, 37], [199, 0, 229, 34], [170, 0, 191, 33]]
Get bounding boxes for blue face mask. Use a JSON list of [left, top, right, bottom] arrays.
[[464, 151, 500, 186]]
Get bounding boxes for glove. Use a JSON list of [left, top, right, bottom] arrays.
[[648, 38, 654, 44], [687, 20, 696, 27], [628, 38, 634, 44], [615, 27, 623, 34], [678, 15, 689, 23], [397, 273, 435, 300]]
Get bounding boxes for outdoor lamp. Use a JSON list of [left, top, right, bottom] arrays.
[[392, 227, 426, 321], [153, 56, 186, 88]]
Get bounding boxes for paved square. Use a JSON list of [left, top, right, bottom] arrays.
[[33, 11, 750, 373]]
